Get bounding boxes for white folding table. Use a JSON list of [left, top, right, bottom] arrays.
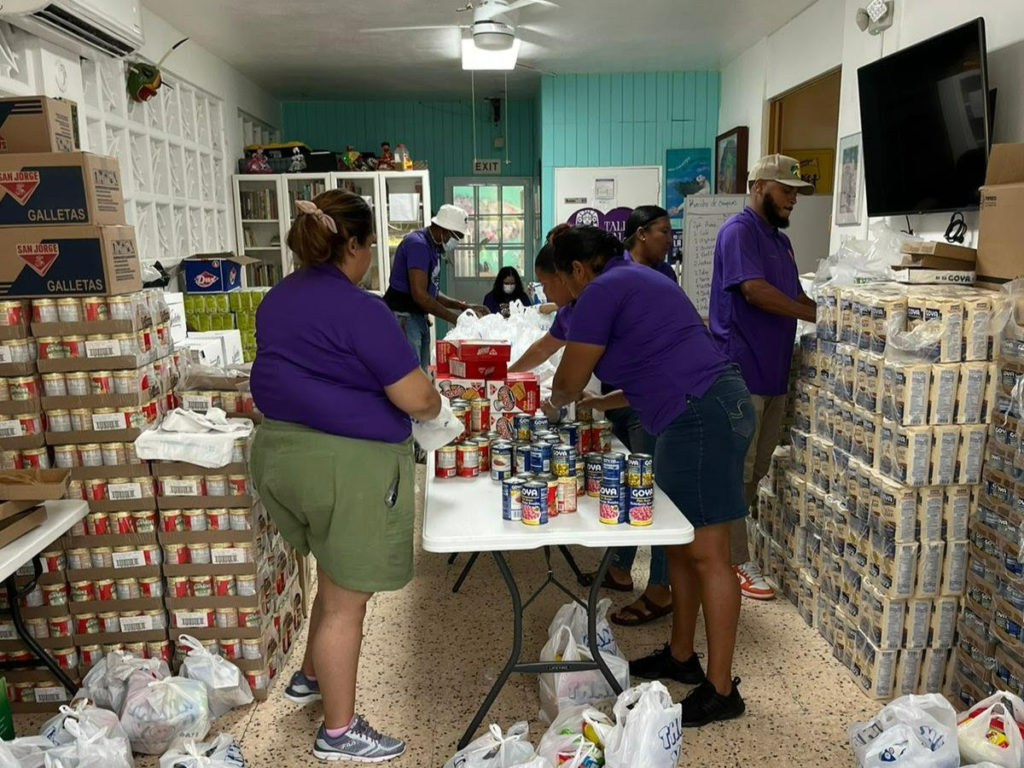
[[423, 456, 694, 748], [0, 500, 89, 694]]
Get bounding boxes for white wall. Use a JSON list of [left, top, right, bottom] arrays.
[[720, 0, 1024, 259]]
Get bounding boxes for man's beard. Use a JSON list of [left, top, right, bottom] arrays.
[[763, 194, 791, 229]]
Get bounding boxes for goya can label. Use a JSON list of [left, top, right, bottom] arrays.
[[557, 476, 578, 514], [456, 443, 480, 477], [558, 423, 580, 454], [491, 441, 513, 481], [592, 420, 613, 453], [513, 413, 532, 442], [514, 441, 531, 475], [585, 453, 604, 497], [552, 444, 577, 478], [528, 442, 551, 474], [628, 484, 655, 526], [502, 477, 524, 521], [435, 445, 457, 479], [599, 485, 623, 525], [521, 481, 548, 525], [602, 452, 626, 485], [627, 454, 655, 487], [531, 414, 548, 437]]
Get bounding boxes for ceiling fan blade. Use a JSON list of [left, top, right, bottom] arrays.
[[503, 0, 559, 11], [360, 24, 457, 33]]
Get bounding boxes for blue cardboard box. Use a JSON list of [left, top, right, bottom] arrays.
[[182, 253, 256, 293], [0, 152, 124, 227]]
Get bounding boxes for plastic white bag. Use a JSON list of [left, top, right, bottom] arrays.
[[548, 599, 623, 659], [42, 719, 133, 768], [443, 722, 537, 768], [412, 399, 464, 453], [536, 705, 613, 758], [40, 700, 132, 766], [604, 682, 682, 768], [177, 635, 253, 717], [74, 650, 170, 713], [0, 736, 53, 768], [158, 732, 247, 768], [848, 693, 959, 768], [120, 674, 210, 755], [958, 692, 1024, 768], [539, 626, 629, 723]]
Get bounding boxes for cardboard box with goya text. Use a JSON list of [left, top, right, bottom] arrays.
[[0, 97, 79, 154], [0, 152, 124, 227]]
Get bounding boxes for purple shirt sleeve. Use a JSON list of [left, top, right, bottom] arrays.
[[717, 221, 767, 291], [549, 303, 573, 341], [566, 284, 617, 347], [349, 298, 420, 387], [483, 292, 500, 313]]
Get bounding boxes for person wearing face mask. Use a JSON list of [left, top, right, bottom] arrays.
[[709, 154, 816, 602], [482, 266, 532, 318], [384, 204, 489, 368], [549, 226, 754, 727]]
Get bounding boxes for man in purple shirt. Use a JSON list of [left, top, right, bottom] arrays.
[[384, 204, 488, 368], [709, 154, 817, 601]]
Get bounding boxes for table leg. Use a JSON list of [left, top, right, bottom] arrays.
[[556, 545, 587, 585], [4, 573, 77, 694], [451, 552, 480, 594], [457, 550, 523, 750], [585, 547, 622, 694]]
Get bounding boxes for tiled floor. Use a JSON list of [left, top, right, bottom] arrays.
[[15, 467, 880, 766]]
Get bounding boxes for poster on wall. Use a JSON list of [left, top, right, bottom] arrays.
[[836, 133, 863, 226], [568, 206, 633, 240], [665, 148, 712, 218], [715, 126, 749, 194]]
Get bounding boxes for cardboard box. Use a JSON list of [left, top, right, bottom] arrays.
[[487, 375, 541, 414], [164, 291, 187, 345], [977, 144, 1024, 284], [0, 468, 69, 499], [188, 330, 243, 366], [176, 337, 224, 367], [436, 375, 485, 401], [45, 426, 142, 446], [0, 225, 141, 298], [0, 152, 123, 227], [4, 667, 76, 712], [435, 339, 457, 375], [0, 504, 46, 548], [0, 97, 79, 154], [892, 267, 975, 285], [448, 358, 508, 379], [900, 241, 977, 269], [182, 253, 255, 294]]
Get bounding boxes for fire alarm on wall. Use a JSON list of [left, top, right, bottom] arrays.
[[856, 0, 894, 34]]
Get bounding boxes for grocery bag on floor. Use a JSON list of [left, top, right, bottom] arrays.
[[537, 704, 613, 765], [848, 693, 959, 768], [604, 681, 682, 768], [177, 635, 253, 717], [42, 719, 133, 768], [0, 736, 52, 768], [120, 675, 210, 755], [40, 700, 132, 766], [958, 692, 1024, 768], [539, 626, 629, 723], [159, 732, 247, 768], [442, 722, 538, 768], [74, 651, 170, 713], [549, 599, 623, 659]]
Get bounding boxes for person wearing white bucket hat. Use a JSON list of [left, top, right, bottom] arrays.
[[384, 204, 490, 369]]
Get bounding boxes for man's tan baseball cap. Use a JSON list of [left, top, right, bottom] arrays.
[[749, 154, 814, 195]]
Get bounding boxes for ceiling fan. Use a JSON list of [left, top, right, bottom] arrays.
[[361, 0, 558, 51]]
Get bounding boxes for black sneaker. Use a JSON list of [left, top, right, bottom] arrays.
[[630, 645, 706, 684], [679, 677, 746, 727]]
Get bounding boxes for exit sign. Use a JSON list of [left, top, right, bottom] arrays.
[[473, 158, 501, 175]]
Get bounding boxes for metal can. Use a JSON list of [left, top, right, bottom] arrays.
[[531, 414, 549, 438], [112, 369, 138, 395], [235, 542, 253, 563], [65, 371, 90, 397], [147, 639, 171, 662], [219, 637, 242, 660], [11, 682, 35, 702], [52, 647, 78, 671], [90, 370, 114, 395], [214, 575, 236, 597], [231, 438, 247, 464], [627, 454, 655, 487], [86, 478, 107, 502], [245, 668, 270, 691], [79, 442, 102, 466], [215, 608, 239, 628], [236, 575, 257, 597], [528, 442, 551, 474], [513, 441, 530, 475], [10, 375, 40, 400], [32, 298, 58, 323], [183, 509, 207, 531], [41, 373, 67, 397], [16, 412, 41, 435], [521, 481, 548, 525], [490, 440, 513, 481], [20, 447, 49, 469], [628, 484, 655, 526], [25, 617, 48, 639], [109, 510, 133, 533], [602, 452, 626, 486], [558, 422, 581, 455], [125, 440, 141, 465], [456, 442, 480, 478], [41, 582, 68, 607], [82, 296, 109, 322], [242, 638, 263, 660], [0, 300, 23, 327], [174, 608, 214, 629], [539, 474, 559, 517], [552, 443, 577, 478], [228, 475, 248, 496], [238, 606, 259, 628], [166, 576, 190, 599], [66, 547, 90, 570], [208, 508, 232, 530], [502, 476, 524, 521], [434, 445, 457, 478], [205, 474, 228, 496], [0, 449, 20, 470], [79, 644, 103, 669], [52, 444, 79, 468], [35, 336, 64, 360], [160, 509, 183, 532], [67, 478, 86, 500], [100, 442, 126, 466], [163, 543, 189, 565], [131, 510, 157, 533], [95, 579, 115, 601], [599, 486, 624, 525], [472, 436, 490, 472], [107, 294, 134, 320], [70, 580, 95, 603], [75, 613, 100, 634], [139, 577, 163, 598], [56, 297, 82, 323], [188, 543, 211, 565], [471, 399, 490, 434], [48, 615, 72, 638], [44, 408, 71, 432], [190, 575, 214, 597], [514, 413, 532, 442], [0, 378, 8, 402], [62, 335, 86, 358], [90, 547, 113, 569], [182, 475, 207, 496], [19, 584, 43, 607], [558, 476, 578, 514], [93, 406, 125, 430], [219, 389, 239, 412], [589, 423, 610, 454], [40, 550, 65, 573], [115, 578, 140, 600]]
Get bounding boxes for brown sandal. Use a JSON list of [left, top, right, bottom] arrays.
[[580, 571, 634, 592], [610, 594, 673, 626]]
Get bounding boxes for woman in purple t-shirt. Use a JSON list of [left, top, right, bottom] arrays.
[[250, 190, 440, 762], [549, 226, 755, 728]]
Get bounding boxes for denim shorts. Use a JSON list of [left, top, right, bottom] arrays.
[[654, 368, 755, 529]]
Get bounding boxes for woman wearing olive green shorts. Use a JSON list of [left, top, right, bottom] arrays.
[[250, 191, 441, 762]]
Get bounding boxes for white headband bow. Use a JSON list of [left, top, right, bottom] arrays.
[[295, 199, 338, 234]]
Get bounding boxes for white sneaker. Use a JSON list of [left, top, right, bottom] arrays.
[[734, 562, 775, 600]]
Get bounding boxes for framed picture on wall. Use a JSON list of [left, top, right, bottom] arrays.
[[783, 148, 835, 194], [836, 132, 864, 226], [715, 126, 749, 195], [665, 148, 712, 218]]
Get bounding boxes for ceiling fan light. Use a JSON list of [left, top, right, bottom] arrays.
[[461, 38, 520, 70], [472, 20, 515, 50]]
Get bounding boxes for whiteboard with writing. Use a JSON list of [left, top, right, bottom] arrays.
[[682, 194, 746, 317]]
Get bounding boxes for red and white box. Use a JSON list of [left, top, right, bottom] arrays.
[[487, 373, 541, 414], [436, 375, 486, 401], [449, 358, 508, 379], [451, 340, 512, 363], [435, 340, 458, 375]]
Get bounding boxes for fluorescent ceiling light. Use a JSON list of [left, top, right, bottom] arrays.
[[461, 38, 520, 70]]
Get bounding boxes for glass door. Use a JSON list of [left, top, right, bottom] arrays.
[[446, 178, 534, 311], [333, 172, 384, 293]]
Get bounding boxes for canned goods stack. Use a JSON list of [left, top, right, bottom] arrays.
[[183, 289, 269, 363], [750, 282, 1011, 702], [0, 300, 50, 473], [175, 364, 260, 421]]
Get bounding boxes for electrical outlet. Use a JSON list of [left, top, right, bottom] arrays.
[[866, 0, 888, 22]]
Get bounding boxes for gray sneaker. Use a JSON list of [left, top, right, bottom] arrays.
[[312, 716, 406, 762], [284, 670, 321, 704]]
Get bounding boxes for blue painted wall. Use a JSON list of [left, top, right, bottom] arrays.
[[281, 99, 539, 211], [539, 72, 720, 236]]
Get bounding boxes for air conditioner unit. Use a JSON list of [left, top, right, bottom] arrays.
[[4, 0, 144, 58]]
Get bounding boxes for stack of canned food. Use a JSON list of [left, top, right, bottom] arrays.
[[159, 507, 254, 533], [597, 452, 656, 526], [30, 292, 166, 327], [57, 439, 143, 471], [71, 508, 158, 535], [162, 541, 255, 566], [175, 388, 260, 415], [157, 471, 250, 499], [172, 635, 270, 666], [165, 573, 259, 599]]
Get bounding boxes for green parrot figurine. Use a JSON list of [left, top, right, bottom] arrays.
[[126, 38, 189, 103]]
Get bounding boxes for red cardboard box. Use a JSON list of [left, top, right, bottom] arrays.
[[451, 340, 511, 362], [449, 359, 508, 379], [436, 375, 486, 401], [487, 374, 540, 414], [435, 340, 457, 375]]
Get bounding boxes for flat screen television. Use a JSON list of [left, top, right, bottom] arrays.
[[857, 18, 991, 217]]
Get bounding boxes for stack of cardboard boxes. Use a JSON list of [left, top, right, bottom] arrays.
[[753, 281, 1010, 700]]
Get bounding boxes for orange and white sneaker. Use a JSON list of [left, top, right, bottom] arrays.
[[734, 562, 775, 600]]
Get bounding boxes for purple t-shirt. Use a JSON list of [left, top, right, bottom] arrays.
[[607, 252, 677, 283], [709, 207, 800, 396], [549, 303, 574, 341], [251, 263, 419, 443], [568, 262, 730, 434], [388, 228, 440, 298]]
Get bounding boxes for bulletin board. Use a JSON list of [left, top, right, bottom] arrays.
[[554, 166, 663, 226], [681, 194, 746, 318]]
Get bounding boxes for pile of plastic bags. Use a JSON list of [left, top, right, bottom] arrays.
[[849, 691, 1024, 767], [444, 304, 557, 383]]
